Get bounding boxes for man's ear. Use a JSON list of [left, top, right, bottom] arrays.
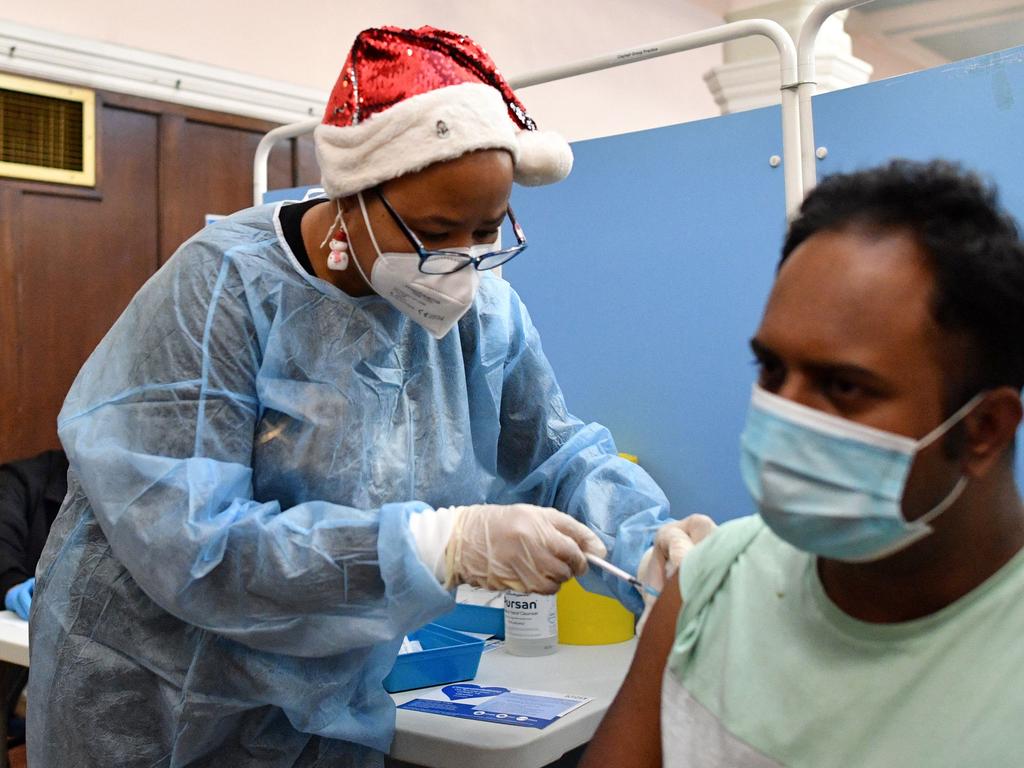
[[963, 387, 1022, 479]]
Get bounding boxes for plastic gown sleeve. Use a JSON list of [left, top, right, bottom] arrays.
[[488, 292, 671, 614], [57, 245, 453, 657]]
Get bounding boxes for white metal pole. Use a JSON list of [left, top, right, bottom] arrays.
[[507, 20, 802, 215], [253, 118, 319, 206], [797, 0, 875, 194], [508, 20, 796, 89], [254, 21, 802, 211]]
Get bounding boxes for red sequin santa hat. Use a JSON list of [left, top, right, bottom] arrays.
[[314, 26, 573, 199]]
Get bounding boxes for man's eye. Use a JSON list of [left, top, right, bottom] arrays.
[[824, 376, 863, 399], [474, 229, 499, 241], [418, 231, 449, 242], [754, 358, 784, 390]]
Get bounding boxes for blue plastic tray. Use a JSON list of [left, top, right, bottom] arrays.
[[433, 602, 505, 639], [383, 623, 485, 693]]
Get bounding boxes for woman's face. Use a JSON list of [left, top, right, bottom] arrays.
[[342, 148, 514, 289]]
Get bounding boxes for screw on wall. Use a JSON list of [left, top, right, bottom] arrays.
[[816, 146, 828, 160]]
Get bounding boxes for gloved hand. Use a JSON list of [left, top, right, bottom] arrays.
[[5, 577, 34, 621], [443, 504, 607, 594], [636, 515, 716, 634]]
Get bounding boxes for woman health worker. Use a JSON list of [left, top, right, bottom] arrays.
[[29, 26, 687, 767]]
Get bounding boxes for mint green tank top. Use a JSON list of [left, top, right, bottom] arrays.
[[662, 515, 1024, 767]]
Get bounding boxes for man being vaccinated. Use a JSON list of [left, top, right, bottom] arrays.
[[584, 160, 1024, 767]]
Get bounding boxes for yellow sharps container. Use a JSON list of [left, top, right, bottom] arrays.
[[559, 451, 637, 644], [557, 577, 635, 644]]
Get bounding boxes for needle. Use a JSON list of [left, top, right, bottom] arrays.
[[585, 553, 661, 598]]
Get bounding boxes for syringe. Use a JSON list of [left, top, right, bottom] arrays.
[[585, 553, 661, 598]]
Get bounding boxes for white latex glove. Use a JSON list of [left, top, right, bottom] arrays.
[[636, 514, 717, 634], [441, 504, 607, 594]]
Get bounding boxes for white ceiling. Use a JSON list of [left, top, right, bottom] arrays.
[[849, 0, 1024, 67]]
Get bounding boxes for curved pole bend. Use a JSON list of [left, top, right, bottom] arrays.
[[253, 118, 320, 206], [797, 0, 876, 193], [509, 20, 802, 215]]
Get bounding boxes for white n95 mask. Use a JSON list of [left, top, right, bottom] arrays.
[[740, 384, 984, 563], [347, 193, 483, 340]]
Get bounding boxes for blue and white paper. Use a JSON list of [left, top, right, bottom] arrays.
[[398, 683, 591, 729]]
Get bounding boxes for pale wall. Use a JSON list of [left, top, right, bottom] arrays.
[[1, 1, 946, 140], [851, 31, 932, 81], [1, 0, 727, 141]]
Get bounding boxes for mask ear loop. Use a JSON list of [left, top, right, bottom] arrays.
[[854, 393, 987, 565], [917, 392, 987, 450], [905, 392, 987, 532], [915, 476, 969, 526], [840, 472, 970, 564], [348, 192, 379, 291]]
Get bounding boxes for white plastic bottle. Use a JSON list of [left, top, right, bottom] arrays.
[[503, 591, 558, 656]]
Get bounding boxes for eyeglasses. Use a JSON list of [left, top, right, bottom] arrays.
[[375, 189, 528, 275]]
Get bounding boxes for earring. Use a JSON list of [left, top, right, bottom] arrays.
[[327, 228, 349, 271], [320, 201, 350, 271]]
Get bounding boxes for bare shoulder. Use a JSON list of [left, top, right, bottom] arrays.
[[579, 576, 682, 768]]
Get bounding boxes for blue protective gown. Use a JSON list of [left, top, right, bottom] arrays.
[[28, 202, 671, 767]]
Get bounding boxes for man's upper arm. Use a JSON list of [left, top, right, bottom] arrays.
[[579, 574, 683, 768]]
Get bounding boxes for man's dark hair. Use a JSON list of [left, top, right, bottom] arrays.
[[782, 159, 1024, 405]]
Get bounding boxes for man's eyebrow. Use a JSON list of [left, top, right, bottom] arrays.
[[750, 337, 891, 386], [804, 361, 890, 385]]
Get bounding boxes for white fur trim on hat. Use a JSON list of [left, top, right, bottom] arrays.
[[315, 83, 516, 198], [514, 128, 573, 186], [315, 82, 573, 197]]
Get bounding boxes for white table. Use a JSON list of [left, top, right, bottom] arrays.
[[389, 639, 637, 768], [0, 611, 635, 768], [0, 612, 29, 667]]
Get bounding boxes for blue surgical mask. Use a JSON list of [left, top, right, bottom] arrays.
[[740, 384, 984, 562]]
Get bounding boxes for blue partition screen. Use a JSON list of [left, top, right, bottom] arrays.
[[506, 45, 1024, 522]]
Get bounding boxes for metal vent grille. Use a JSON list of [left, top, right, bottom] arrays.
[[0, 74, 95, 186], [1, 87, 84, 171]]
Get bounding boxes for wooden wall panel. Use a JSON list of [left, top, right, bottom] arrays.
[[158, 120, 295, 264], [0, 82, 320, 464], [295, 136, 320, 190], [12, 106, 159, 458], [0, 187, 24, 454], [157, 114, 188, 265]]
